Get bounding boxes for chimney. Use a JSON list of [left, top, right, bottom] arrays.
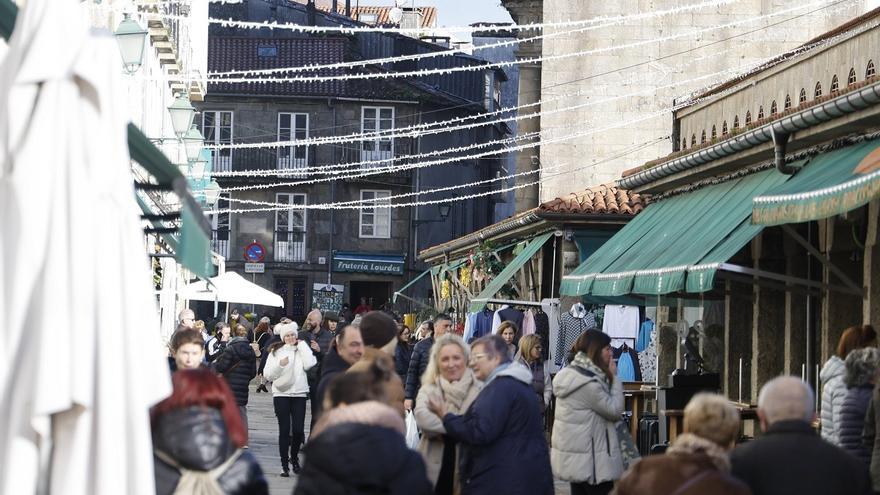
[[331, 0, 338, 13], [345, 0, 351, 17]]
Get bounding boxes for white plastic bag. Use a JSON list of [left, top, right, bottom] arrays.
[[405, 411, 420, 449]]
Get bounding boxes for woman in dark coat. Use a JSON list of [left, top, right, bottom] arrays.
[[839, 347, 880, 465], [151, 369, 268, 495], [213, 324, 258, 441], [394, 324, 414, 381], [254, 317, 273, 393]]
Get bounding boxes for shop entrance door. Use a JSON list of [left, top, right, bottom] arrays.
[[274, 277, 307, 322], [350, 281, 393, 312]]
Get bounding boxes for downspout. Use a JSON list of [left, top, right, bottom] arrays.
[[412, 104, 423, 292], [773, 130, 796, 175], [328, 98, 336, 285], [618, 80, 880, 189]]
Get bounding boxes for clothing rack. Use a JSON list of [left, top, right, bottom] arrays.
[[484, 298, 559, 308]]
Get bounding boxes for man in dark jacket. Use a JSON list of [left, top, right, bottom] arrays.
[[213, 324, 258, 442], [313, 325, 364, 421], [404, 314, 452, 411], [427, 335, 553, 495], [730, 375, 872, 495]]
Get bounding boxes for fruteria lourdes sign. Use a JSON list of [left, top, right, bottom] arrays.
[[332, 252, 404, 275]]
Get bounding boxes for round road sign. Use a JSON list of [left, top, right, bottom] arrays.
[[244, 241, 266, 262]]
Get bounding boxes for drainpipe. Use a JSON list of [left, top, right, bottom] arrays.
[[328, 98, 336, 285], [773, 129, 796, 175]]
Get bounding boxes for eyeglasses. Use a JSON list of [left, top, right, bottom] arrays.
[[469, 353, 489, 363]]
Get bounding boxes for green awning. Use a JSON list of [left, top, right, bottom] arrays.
[[468, 231, 553, 312], [137, 194, 215, 279], [753, 138, 880, 225], [393, 268, 431, 303], [560, 168, 794, 296]]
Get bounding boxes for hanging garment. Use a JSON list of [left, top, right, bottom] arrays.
[[496, 306, 525, 333], [617, 351, 636, 382], [639, 330, 658, 383], [555, 304, 595, 367], [491, 305, 509, 334], [522, 309, 536, 336], [602, 305, 640, 341], [534, 310, 551, 363], [613, 345, 642, 382], [463, 312, 478, 343], [635, 319, 654, 352], [472, 308, 495, 341]]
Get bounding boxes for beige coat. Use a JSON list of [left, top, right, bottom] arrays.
[[413, 373, 481, 491]]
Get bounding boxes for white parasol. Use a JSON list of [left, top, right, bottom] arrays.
[[0, 1, 171, 494], [180, 271, 285, 307]]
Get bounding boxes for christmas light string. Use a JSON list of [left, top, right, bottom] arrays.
[[194, 0, 848, 84], [198, 0, 743, 78], [209, 136, 668, 213]]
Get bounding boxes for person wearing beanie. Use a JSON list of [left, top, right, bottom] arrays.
[[259, 320, 299, 389], [263, 323, 317, 476], [353, 311, 406, 417]]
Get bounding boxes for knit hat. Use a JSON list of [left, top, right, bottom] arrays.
[[259, 316, 270, 324], [358, 311, 397, 348], [274, 320, 299, 336], [324, 311, 340, 322]]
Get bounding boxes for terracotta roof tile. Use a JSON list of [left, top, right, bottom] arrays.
[[538, 184, 648, 216], [303, 1, 438, 27]]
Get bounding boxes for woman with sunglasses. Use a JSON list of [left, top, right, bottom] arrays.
[[516, 334, 552, 417]]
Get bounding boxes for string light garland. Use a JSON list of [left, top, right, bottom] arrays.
[[212, 137, 669, 214], [198, 0, 743, 78], [195, 0, 847, 84]]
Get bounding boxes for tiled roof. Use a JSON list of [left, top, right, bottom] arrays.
[[538, 184, 648, 215], [304, 1, 438, 27], [207, 37, 347, 97]]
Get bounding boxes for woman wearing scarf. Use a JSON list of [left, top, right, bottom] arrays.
[[413, 334, 482, 494]]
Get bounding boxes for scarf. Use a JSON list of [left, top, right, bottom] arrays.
[[518, 356, 545, 396], [666, 433, 732, 472], [437, 370, 476, 414]]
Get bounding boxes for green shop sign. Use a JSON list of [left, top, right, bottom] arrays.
[[332, 252, 405, 275]]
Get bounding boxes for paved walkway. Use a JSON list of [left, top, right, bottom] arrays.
[[244, 381, 571, 495]]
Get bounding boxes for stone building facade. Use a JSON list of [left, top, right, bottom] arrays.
[[503, 0, 869, 209]]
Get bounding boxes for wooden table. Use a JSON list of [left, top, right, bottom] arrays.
[[625, 390, 655, 439], [662, 409, 685, 443]]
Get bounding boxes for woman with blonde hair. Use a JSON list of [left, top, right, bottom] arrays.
[[614, 393, 750, 495], [413, 333, 482, 494], [516, 334, 552, 415]]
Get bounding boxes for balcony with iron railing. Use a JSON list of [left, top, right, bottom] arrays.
[[211, 230, 229, 259], [275, 230, 307, 262], [212, 137, 416, 183]]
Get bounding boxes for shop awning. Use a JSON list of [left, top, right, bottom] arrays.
[[753, 138, 880, 225], [468, 231, 553, 311], [392, 268, 431, 304], [560, 168, 795, 296]]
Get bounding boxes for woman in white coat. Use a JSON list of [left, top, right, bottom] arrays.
[[413, 333, 482, 494], [551, 329, 623, 495], [263, 324, 317, 477]]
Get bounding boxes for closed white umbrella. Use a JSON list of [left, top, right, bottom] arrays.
[[180, 271, 285, 307], [0, 1, 171, 494]]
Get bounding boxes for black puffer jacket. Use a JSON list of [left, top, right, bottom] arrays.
[[840, 384, 874, 465], [294, 422, 432, 495], [394, 342, 413, 381], [153, 407, 268, 495], [313, 347, 351, 420], [404, 336, 433, 400], [213, 337, 257, 406]]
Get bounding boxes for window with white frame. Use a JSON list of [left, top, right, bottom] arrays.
[[278, 112, 309, 175], [211, 193, 231, 259], [483, 72, 494, 111], [274, 193, 307, 262], [359, 190, 391, 239], [361, 107, 394, 165], [202, 111, 233, 172]]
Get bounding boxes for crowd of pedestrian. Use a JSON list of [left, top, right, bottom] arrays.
[[154, 306, 880, 495]]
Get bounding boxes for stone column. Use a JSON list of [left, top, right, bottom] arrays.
[[725, 279, 753, 402], [751, 231, 786, 401], [501, 0, 542, 213]]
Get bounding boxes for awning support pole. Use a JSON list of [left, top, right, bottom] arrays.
[[718, 262, 862, 296], [780, 224, 863, 295], [393, 292, 434, 311]]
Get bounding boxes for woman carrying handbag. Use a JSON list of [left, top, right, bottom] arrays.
[[263, 323, 317, 477]]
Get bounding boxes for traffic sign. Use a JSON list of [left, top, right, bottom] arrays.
[[244, 241, 266, 262], [245, 262, 265, 273]]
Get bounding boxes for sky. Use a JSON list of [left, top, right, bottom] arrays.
[[352, 0, 514, 28]]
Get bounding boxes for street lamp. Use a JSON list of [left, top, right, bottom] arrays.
[[168, 94, 196, 139], [414, 203, 452, 226], [190, 151, 208, 180], [182, 124, 205, 163], [114, 13, 147, 74], [203, 180, 222, 208]]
